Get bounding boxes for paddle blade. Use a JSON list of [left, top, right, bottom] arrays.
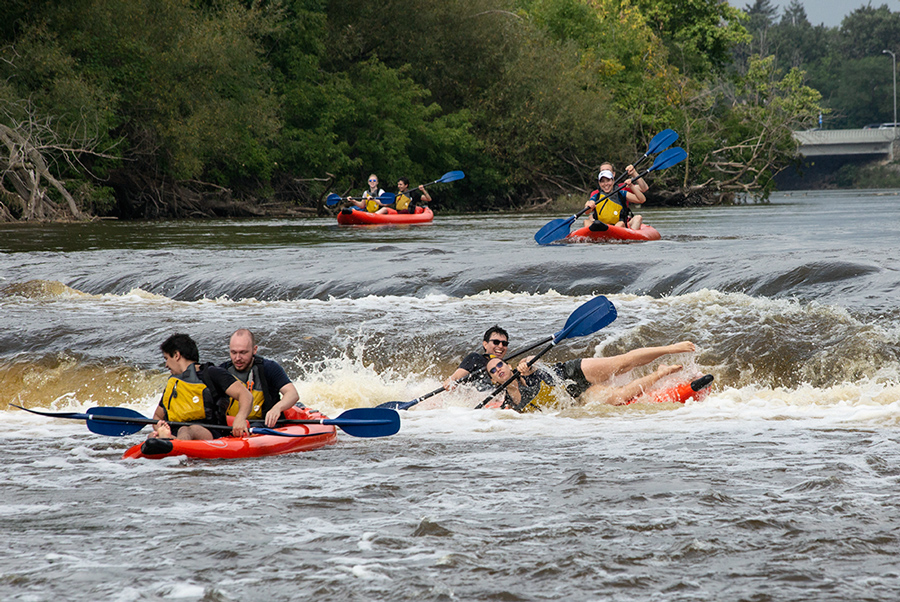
[[646, 129, 679, 155], [553, 296, 617, 342], [376, 384, 443, 410], [11, 404, 89, 420], [378, 193, 396, 205], [437, 170, 465, 183], [326, 408, 400, 438], [85, 407, 150, 437], [12, 403, 150, 436], [648, 146, 687, 172], [326, 193, 343, 206], [535, 215, 577, 245], [249, 427, 320, 438], [376, 400, 413, 410]]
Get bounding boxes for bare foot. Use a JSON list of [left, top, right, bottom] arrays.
[[151, 420, 173, 439], [669, 341, 696, 354], [656, 364, 684, 378]]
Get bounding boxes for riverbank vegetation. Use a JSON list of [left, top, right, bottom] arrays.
[[0, 0, 850, 221]]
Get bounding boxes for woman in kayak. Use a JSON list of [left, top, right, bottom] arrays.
[[348, 174, 387, 213], [483, 341, 696, 411], [583, 162, 647, 230]]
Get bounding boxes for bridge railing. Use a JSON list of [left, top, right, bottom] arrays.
[[794, 129, 895, 144]]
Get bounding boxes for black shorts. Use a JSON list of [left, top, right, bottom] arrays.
[[549, 359, 592, 399]]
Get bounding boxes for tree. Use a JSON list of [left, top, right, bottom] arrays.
[[48, 0, 282, 216], [633, 0, 749, 77], [685, 56, 822, 197], [837, 4, 900, 61], [743, 0, 779, 57], [0, 21, 120, 221]]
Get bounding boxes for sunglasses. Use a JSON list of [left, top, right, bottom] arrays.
[[489, 361, 506, 374], [488, 339, 509, 346], [368, 178, 378, 182]]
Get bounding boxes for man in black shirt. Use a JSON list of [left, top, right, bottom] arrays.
[[443, 325, 510, 391]]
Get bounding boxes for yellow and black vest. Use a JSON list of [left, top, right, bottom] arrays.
[[395, 192, 412, 211], [591, 189, 628, 225], [222, 358, 276, 420], [160, 363, 218, 423], [505, 379, 555, 413], [363, 189, 384, 213]]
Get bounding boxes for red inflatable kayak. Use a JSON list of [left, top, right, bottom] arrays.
[[337, 206, 434, 225], [123, 406, 338, 460], [566, 223, 661, 242], [625, 374, 714, 405], [484, 374, 714, 411]]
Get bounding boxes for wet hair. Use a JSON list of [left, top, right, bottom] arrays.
[[160, 333, 200, 362], [483, 325, 509, 342], [398, 177, 410, 186]]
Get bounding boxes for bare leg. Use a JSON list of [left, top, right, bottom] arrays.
[[175, 424, 215, 441], [583, 364, 683, 406], [629, 214, 643, 229], [579, 341, 696, 384]]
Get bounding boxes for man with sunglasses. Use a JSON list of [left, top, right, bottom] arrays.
[[443, 326, 510, 391], [483, 341, 696, 411]]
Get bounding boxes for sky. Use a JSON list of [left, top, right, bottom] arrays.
[[729, 0, 900, 28]]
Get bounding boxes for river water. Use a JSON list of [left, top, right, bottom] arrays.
[[1, 189, 899, 601]]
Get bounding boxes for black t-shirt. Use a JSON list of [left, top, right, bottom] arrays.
[[200, 365, 239, 400], [457, 352, 493, 390]]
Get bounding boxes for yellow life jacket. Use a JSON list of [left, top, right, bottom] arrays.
[[225, 362, 267, 420], [514, 381, 556, 413], [363, 189, 384, 213], [395, 192, 412, 211], [592, 189, 627, 225], [160, 363, 215, 423]]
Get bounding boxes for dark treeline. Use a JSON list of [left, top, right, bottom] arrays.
[[0, 0, 842, 220]]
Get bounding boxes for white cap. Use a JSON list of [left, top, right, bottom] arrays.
[[598, 170, 614, 180]]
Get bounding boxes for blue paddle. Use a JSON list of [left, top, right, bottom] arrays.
[[534, 129, 680, 246], [377, 295, 616, 411], [428, 170, 465, 185], [12, 404, 400, 438], [326, 192, 397, 207], [534, 145, 688, 245], [474, 296, 618, 409]]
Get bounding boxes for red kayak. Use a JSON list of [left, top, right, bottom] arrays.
[[566, 223, 661, 242], [625, 374, 714, 405], [337, 206, 434, 225], [123, 406, 338, 460], [485, 374, 714, 411]]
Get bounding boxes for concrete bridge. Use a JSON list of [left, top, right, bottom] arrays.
[[793, 128, 897, 158]]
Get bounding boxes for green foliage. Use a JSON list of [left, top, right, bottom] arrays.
[[51, 0, 280, 184], [280, 57, 487, 204], [687, 55, 822, 196], [0, 0, 835, 217], [634, 0, 749, 76], [836, 4, 900, 61]]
